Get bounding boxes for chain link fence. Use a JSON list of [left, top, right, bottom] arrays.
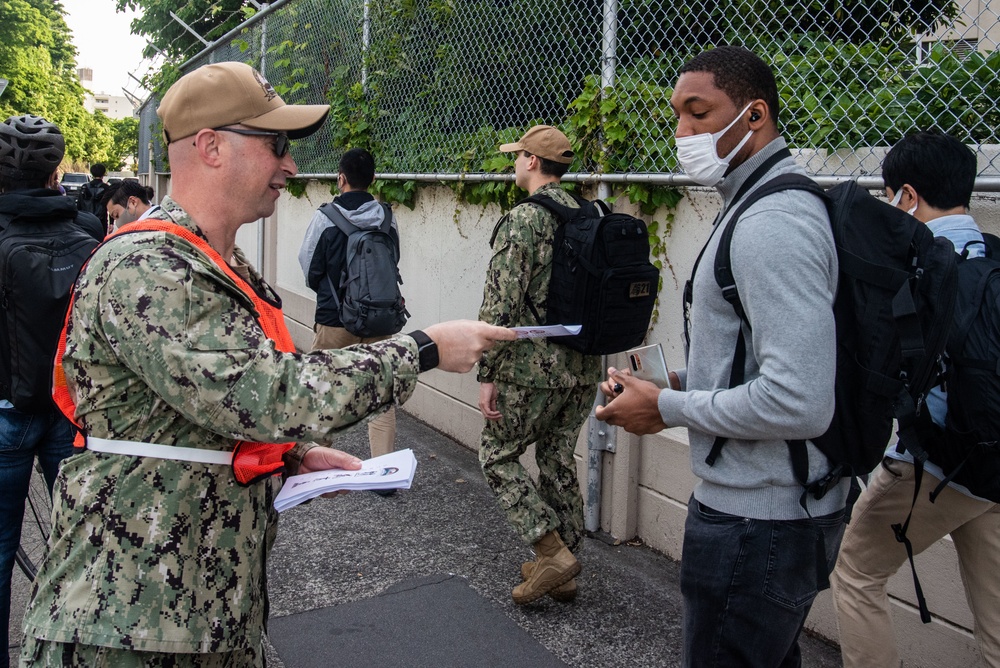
[[138, 0, 1000, 187]]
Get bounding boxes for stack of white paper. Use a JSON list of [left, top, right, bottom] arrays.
[[274, 449, 418, 512], [511, 324, 582, 338]]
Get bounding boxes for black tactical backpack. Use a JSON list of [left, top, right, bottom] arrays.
[[511, 193, 659, 355], [924, 234, 1000, 502], [0, 211, 100, 412], [689, 154, 957, 503], [320, 202, 408, 338]]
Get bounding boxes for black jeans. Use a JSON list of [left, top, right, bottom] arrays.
[[680, 497, 846, 668]]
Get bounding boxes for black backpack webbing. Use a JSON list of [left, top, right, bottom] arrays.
[[888, 454, 933, 623]]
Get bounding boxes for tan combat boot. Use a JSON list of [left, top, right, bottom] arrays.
[[512, 531, 580, 604], [521, 561, 577, 602]]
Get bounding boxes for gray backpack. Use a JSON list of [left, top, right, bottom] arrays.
[[320, 202, 408, 337]]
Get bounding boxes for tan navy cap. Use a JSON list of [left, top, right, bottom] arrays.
[[157, 61, 330, 143], [499, 125, 575, 164]]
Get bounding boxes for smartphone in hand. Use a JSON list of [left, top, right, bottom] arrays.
[[625, 343, 670, 388]]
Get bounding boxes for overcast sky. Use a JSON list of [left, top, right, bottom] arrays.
[[61, 0, 148, 97]]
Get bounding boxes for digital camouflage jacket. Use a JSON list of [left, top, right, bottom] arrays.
[[477, 182, 601, 388], [21, 197, 419, 654]]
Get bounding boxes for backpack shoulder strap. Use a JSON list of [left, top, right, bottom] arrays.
[[319, 202, 357, 238], [488, 193, 582, 249], [378, 202, 393, 235], [518, 191, 588, 222], [951, 262, 1000, 361], [701, 170, 827, 470], [377, 202, 400, 263], [981, 232, 1000, 258], [714, 173, 827, 326], [489, 213, 509, 249], [684, 148, 793, 349]]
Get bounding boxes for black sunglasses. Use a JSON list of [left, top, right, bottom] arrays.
[[213, 127, 290, 158]]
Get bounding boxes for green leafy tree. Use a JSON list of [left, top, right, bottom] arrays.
[[115, 0, 257, 63], [111, 116, 141, 171], [0, 0, 97, 163]]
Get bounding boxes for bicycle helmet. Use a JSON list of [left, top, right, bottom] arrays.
[[0, 115, 65, 177]]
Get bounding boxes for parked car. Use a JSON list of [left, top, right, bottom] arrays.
[[61, 172, 89, 196]]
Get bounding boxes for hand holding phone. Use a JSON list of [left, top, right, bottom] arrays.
[[625, 343, 670, 388]]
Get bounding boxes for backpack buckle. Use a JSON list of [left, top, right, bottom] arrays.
[[720, 284, 739, 306], [807, 463, 846, 500]]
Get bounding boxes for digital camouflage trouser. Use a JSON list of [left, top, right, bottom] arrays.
[[479, 381, 594, 551], [20, 636, 263, 668]]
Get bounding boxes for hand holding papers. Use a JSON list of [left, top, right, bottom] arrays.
[[274, 449, 417, 512], [511, 324, 582, 339]]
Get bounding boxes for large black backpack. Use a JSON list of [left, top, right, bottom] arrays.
[[924, 234, 1000, 502], [690, 155, 957, 503], [76, 182, 107, 218], [320, 202, 408, 338], [509, 193, 659, 355], [893, 234, 1000, 625], [0, 211, 100, 412]]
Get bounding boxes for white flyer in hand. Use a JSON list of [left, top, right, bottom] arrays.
[[274, 449, 417, 512], [510, 324, 582, 339]]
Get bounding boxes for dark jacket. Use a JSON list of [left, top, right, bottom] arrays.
[[0, 188, 104, 242], [297, 191, 399, 328]]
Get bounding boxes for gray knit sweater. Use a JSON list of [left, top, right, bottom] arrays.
[[659, 138, 850, 520]]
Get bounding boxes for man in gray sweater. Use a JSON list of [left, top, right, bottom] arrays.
[[597, 46, 850, 666]]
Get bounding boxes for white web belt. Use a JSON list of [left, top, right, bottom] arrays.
[[86, 437, 232, 466]]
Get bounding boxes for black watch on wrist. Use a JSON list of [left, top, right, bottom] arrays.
[[408, 330, 439, 372]]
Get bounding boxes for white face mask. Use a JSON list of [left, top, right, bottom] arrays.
[[116, 199, 140, 227], [675, 103, 755, 187], [888, 188, 918, 216]]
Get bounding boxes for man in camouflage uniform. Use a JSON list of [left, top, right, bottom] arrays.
[[18, 61, 513, 667], [477, 126, 601, 605]]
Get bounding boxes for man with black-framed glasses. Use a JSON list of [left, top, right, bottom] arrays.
[[19, 60, 514, 667]]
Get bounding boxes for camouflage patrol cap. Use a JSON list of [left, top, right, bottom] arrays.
[[499, 125, 575, 164], [157, 61, 330, 143]]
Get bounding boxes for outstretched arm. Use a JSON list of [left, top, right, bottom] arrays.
[[422, 320, 516, 373]]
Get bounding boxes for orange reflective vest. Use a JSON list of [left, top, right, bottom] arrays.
[[53, 220, 296, 485]]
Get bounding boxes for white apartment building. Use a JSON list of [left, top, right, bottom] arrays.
[[77, 67, 136, 120]]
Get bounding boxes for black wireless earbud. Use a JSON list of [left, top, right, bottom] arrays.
[[750, 112, 761, 122]]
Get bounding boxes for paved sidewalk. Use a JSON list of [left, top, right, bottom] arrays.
[[8, 411, 843, 666]]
